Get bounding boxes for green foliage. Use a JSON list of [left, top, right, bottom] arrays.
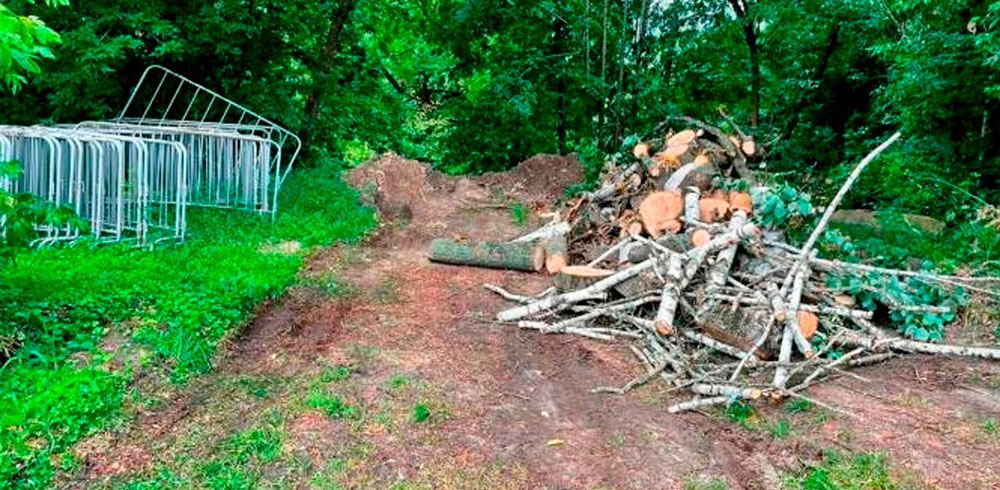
[[319, 365, 353, 383], [785, 452, 910, 490], [412, 403, 430, 423], [0, 364, 122, 490], [201, 428, 282, 490], [984, 417, 998, 437], [724, 401, 758, 429], [307, 390, 358, 420], [0, 161, 87, 264], [0, 0, 65, 92], [786, 399, 814, 414], [769, 419, 791, 440], [509, 202, 527, 226], [0, 165, 373, 490], [751, 184, 815, 230], [827, 272, 966, 342]]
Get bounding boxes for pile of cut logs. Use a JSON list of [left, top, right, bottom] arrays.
[[430, 122, 1000, 413]]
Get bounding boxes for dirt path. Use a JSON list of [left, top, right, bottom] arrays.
[[68, 155, 1000, 490]]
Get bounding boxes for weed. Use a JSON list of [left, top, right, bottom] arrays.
[[237, 377, 271, 399], [308, 390, 359, 420], [312, 277, 361, 298], [983, 418, 998, 439], [413, 403, 431, 423], [769, 419, 791, 439], [509, 202, 528, 226], [786, 399, 814, 414], [784, 451, 916, 490], [682, 476, 729, 490], [387, 374, 410, 391], [320, 365, 353, 383], [200, 428, 282, 490], [310, 458, 347, 490], [724, 401, 759, 429]]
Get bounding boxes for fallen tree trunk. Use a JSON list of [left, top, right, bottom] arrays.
[[430, 238, 544, 272]]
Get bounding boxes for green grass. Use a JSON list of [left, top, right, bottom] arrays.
[[412, 403, 431, 423], [683, 477, 729, 490], [0, 165, 375, 490], [307, 390, 359, 420], [509, 202, 527, 226], [783, 452, 919, 490]]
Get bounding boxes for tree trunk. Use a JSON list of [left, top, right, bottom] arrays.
[[553, 14, 568, 154], [302, 0, 358, 155], [785, 24, 841, 139], [430, 239, 544, 272], [727, 0, 760, 128]]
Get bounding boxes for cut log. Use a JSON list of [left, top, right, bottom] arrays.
[[639, 190, 684, 238], [512, 221, 570, 243], [797, 311, 819, 340], [691, 229, 711, 248], [692, 383, 763, 400], [653, 151, 682, 170], [698, 198, 730, 223], [667, 129, 698, 147], [728, 191, 753, 215], [633, 142, 651, 159], [430, 238, 544, 272], [621, 233, 693, 263], [741, 139, 757, 157], [554, 265, 615, 292], [544, 236, 568, 274]]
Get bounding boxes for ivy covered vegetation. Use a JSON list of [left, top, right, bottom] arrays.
[[3, 0, 1000, 489]]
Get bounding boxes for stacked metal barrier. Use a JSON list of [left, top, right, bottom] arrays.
[[0, 126, 189, 246], [0, 65, 300, 247]]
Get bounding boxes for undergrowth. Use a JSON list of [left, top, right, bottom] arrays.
[[0, 165, 375, 490], [783, 451, 923, 490], [754, 174, 1000, 343]]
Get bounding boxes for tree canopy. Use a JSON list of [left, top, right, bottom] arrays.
[[2, 0, 1000, 212]]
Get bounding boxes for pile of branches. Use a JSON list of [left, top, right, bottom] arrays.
[[482, 126, 1000, 414]]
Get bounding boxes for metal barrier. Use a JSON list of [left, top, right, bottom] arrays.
[[0, 126, 189, 246], [0, 66, 299, 247]]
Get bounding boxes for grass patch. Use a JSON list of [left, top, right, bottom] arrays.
[[509, 202, 528, 227], [0, 165, 374, 490], [724, 401, 759, 430], [412, 403, 431, 423], [783, 452, 921, 490], [320, 365, 353, 383], [308, 390, 359, 420], [683, 477, 729, 490], [200, 428, 282, 490], [769, 419, 792, 440]]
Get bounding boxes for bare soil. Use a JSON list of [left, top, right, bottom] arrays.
[[69, 154, 1000, 490]]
